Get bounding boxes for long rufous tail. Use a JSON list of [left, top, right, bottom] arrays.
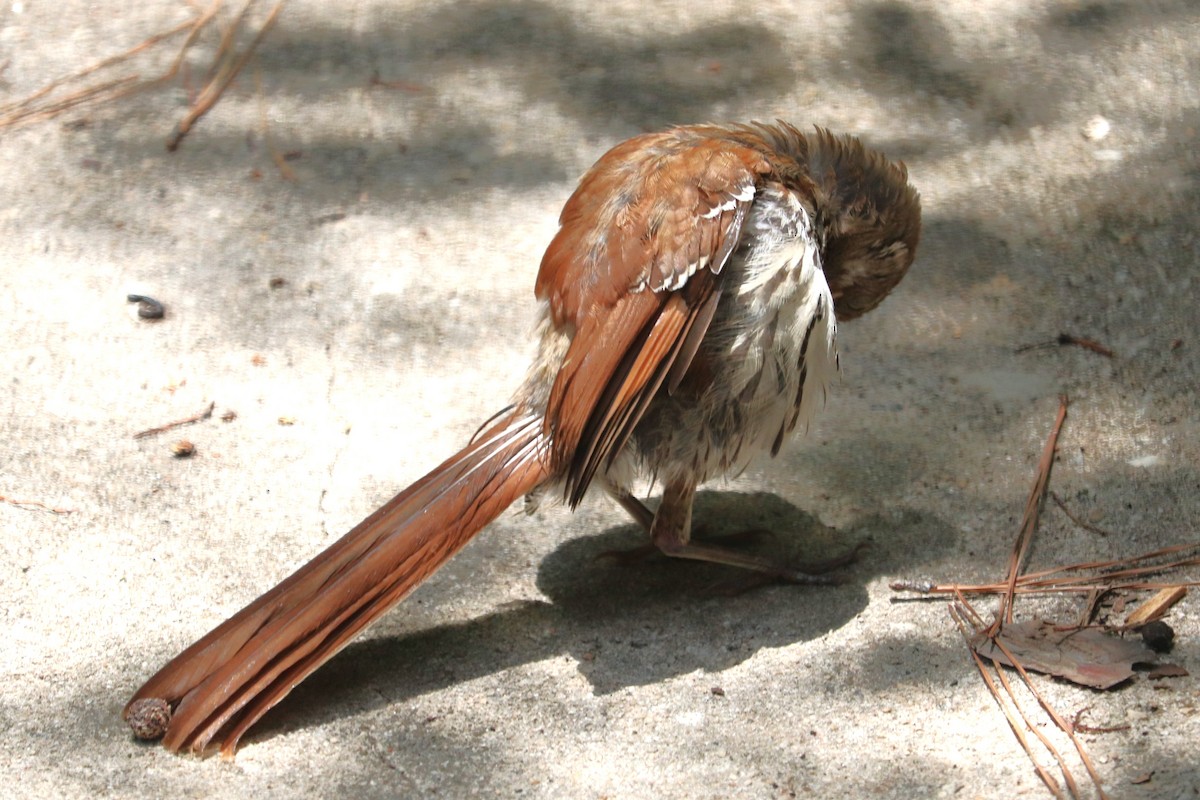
[[124, 410, 551, 756]]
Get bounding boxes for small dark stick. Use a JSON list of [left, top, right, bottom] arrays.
[[1014, 333, 1114, 358], [1055, 333, 1114, 358], [127, 294, 165, 319], [1048, 491, 1114, 537], [132, 401, 215, 439]]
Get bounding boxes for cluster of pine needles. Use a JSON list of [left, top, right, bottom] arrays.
[[893, 396, 1198, 799], [0, 0, 284, 151]]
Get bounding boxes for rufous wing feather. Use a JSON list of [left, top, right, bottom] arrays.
[[536, 129, 769, 504]]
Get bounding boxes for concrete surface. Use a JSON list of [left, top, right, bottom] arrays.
[[2, 1, 1199, 797]]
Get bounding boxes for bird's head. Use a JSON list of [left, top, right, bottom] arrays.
[[805, 128, 922, 321]]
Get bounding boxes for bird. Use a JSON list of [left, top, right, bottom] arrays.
[[123, 121, 921, 756]]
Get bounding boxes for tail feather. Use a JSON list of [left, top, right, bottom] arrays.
[[125, 411, 551, 755]]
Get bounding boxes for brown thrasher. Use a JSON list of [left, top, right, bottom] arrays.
[[124, 121, 921, 756]]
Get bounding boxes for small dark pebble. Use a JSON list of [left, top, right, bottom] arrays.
[[1140, 620, 1174, 653], [125, 697, 172, 740], [127, 294, 165, 319], [710, 686, 725, 697]]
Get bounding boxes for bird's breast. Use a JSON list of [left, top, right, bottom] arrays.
[[628, 186, 842, 486], [711, 185, 840, 425]]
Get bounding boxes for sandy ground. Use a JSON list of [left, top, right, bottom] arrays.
[[2, 1, 1199, 797]]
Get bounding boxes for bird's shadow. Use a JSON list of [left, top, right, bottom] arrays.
[[247, 490, 956, 744]]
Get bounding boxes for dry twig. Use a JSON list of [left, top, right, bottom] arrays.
[[167, 0, 285, 151], [0, 2, 221, 130], [0, 495, 76, 514], [989, 631, 1109, 796], [992, 395, 1069, 633], [1016, 334, 1115, 358], [255, 66, 295, 180], [1123, 586, 1188, 628], [1, 0, 285, 151], [168, 0, 284, 151], [1049, 491, 1115, 537], [132, 401, 216, 439], [891, 542, 1200, 597], [951, 601, 1068, 799], [1070, 708, 1129, 735]]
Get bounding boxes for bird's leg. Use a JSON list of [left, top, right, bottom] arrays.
[[595, 486, 660, 564], [607, 485, 655, 531], [603, 483, 858, 582], [605, 486, 768, 545], [602, 484, 769, 553], [647, 480, 847, 585]]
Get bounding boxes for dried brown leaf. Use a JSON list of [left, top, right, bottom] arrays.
[[972, 620, 1157, 690]]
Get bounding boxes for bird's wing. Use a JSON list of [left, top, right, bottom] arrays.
[[535, 128, 770, 504]]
